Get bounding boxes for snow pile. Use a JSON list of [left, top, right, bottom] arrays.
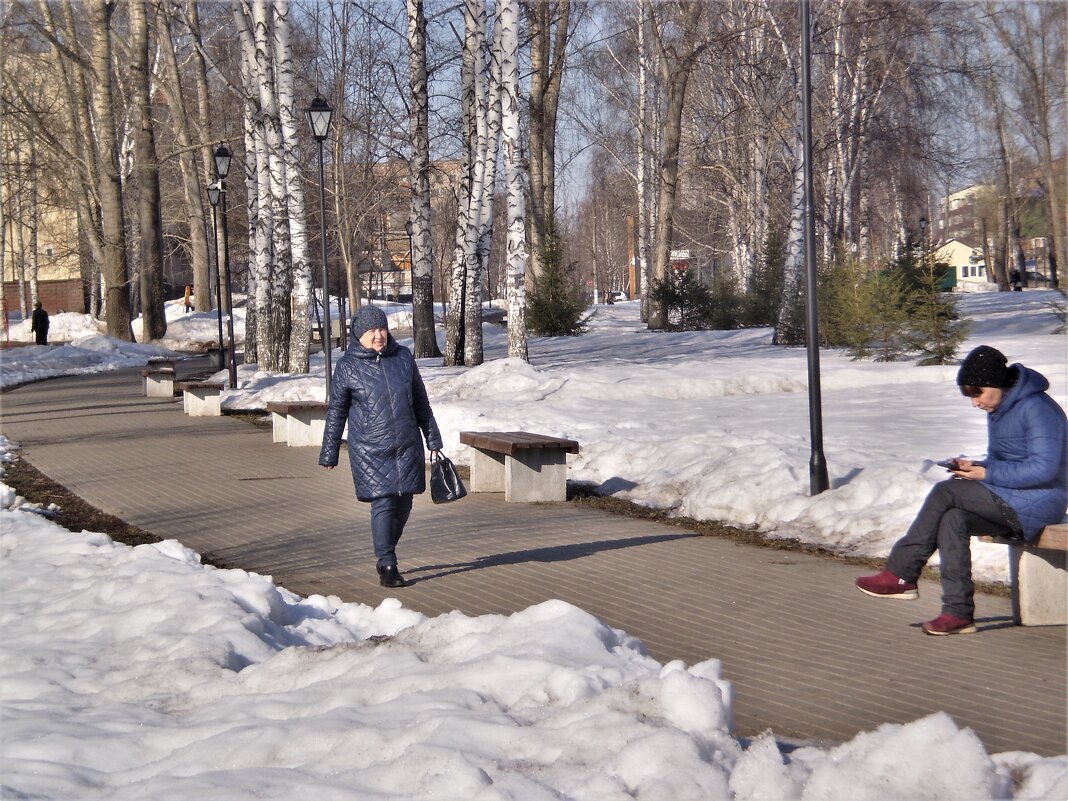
[[1, 495, 1063, 799]]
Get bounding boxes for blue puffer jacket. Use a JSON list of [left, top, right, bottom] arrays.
[[319, 329, 442, 501], [980, 364, 1067, 541]]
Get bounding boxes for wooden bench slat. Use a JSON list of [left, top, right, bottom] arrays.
[[460, 430, 580, 457], [980, 523, 1068, 551], [180, 381, 225, 391], [265, 401, 329, 414]]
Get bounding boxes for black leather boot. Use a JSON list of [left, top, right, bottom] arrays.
[[377, 564, 406, 588]]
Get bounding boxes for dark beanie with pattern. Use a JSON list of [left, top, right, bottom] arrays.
[[351, 305, 388, 340], [957, 345, 1012, 388]]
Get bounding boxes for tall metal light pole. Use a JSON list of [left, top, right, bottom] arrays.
[[306, 95, 334, 401], [213, 143, 238, 390], [801, 0, 829, 495], [206, 182, 226, 370]]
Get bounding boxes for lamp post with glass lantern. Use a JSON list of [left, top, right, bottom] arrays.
[[213, 143, 238, 390], [206, 182, 226, 370], [305, 95, 334, 401]]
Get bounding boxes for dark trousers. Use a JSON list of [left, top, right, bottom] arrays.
[[887, 479, 1019, 618], [369, 493, 414, 568]]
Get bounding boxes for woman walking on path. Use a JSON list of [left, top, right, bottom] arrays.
[[319, 305, 443, 588], [856, 345, 1067, 635]]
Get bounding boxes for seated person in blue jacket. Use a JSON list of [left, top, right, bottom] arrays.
[[856, 345, 1067, 636], [319, 305, 442, 588]]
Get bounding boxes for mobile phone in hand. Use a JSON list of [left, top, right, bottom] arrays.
[[936, 459, 960, 471]]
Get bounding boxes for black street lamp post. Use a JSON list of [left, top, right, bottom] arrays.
[[801, 0, 829, 495], [306, 95, 334, 402], [206, 182, 226, 370], [213, 143, 238, 390]]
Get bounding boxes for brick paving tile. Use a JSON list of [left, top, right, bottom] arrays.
[[1, 364, 1064, 757]]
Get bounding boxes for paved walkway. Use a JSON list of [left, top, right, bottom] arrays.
[[1, 362, 1064, 757]]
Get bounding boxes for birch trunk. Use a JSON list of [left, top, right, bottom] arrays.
[[465, 3, 504, 368], [635, 0, 651, 318], [253, 0, 291, 372], [130, 0, 167, 341], [443, 0, 484, 366], [500, 0, 528, 360], [156, 2, 211, 316], [235, 0, 270, 364], [27, 145, 39, 308], [765, 0, 807, 344], [407, 0, 441, 358], [274, 0, 311, 373], [775, 138, 806, 344], [89, 0, 133, 341]]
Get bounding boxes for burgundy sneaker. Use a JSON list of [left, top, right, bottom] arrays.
[[855, 569, 919, 600], [922, 614, 976, 636]]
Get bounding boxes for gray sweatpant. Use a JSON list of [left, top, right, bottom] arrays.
[[887, 478, 1020, 618]]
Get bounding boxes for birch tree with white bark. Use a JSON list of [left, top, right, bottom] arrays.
[[499, 0, 528, 360], [443, 0, 501, 367], [273, 0, 312, 372], [251, 0, 293, 372], [407, 0, 441, 358], [89, 0, 134, 340], [234, 0, 268, 365], [129, 0, 167, 341]]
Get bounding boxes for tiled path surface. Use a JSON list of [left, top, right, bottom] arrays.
[[1, 363, 1064, 756]]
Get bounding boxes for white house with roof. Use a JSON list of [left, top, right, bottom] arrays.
[[935, 239, 993, 292]]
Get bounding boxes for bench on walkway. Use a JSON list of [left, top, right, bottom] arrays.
[[142, 368, 177, 398], [311, 320, 342, 350], [180, 381, 224, 417], [146, 356, 177, 371], [459, 430, 580, 503], [980, 523, 1067, 626], [265, 401, 329, 447]]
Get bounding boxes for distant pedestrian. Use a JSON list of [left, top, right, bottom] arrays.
[[855, 345, 1067, 635], [30, 302, 49, 345], [184, 285, 194, 312], [318, 305, 443, 588]]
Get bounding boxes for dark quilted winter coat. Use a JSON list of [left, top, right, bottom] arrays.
[[319, 331, 442, 502]]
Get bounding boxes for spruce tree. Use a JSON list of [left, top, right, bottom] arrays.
[[526, 236, 588, 336]]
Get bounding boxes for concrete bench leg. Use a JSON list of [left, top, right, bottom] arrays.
[[144, 376, 175, 398], [469, 448, 506, 492], [184, 391, 221, 417], [1009, 544, 1068, 626], [505, 449, 567, 503], [270, 411, 288, 443], [287, 411, 326, 447]]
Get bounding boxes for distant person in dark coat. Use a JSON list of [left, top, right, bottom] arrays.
[[31, 302, 49, 345], [319, 305, 443, 588], [856, 346, 1067, 635]]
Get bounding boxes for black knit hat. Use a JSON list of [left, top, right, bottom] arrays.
[[351, 305, 388, 340], [957, 345, 1011, 389]]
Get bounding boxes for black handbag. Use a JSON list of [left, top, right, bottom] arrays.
[[430, 452, 467, 504]]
